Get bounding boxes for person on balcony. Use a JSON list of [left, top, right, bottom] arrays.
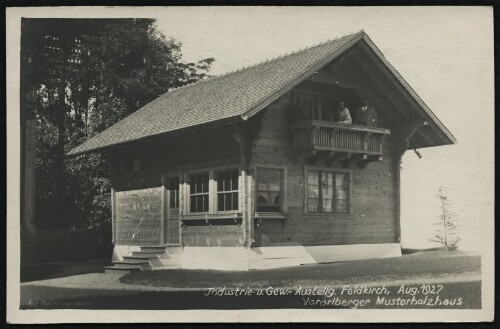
[[355, 98, 377, 127], [337, 101, 352, 124]]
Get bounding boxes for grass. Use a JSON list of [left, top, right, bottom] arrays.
[[21, 281, 481, 309], [120, 251, 480, 288], [21, 251, 481, 309], [21, 259, 110, 282]]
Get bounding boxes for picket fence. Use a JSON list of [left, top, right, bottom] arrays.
[[21, 229, 113, 265]]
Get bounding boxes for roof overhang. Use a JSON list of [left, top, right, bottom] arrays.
[[241, 32, 456, 148]]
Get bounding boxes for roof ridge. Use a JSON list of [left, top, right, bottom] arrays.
[[166, 31, 363, 94]]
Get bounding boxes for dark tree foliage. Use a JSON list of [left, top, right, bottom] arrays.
[[22, 19, 214, 231]]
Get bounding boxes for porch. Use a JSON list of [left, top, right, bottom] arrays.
[[291, 120, 390, 167]]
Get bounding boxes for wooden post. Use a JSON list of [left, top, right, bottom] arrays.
[[232, 118, 262, 248], [111, 188, 116, 244], [233, 127, 250, 247], [160, 187, 165, 245]]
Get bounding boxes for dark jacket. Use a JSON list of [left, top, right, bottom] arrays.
[[355, 105, 377, 127]]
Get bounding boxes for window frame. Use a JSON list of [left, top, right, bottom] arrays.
[[163, 175, 180, 210], [304, 167, 353, 215], [215, 168, 240, 213], [187, 171, 211, 214], [292, 90, 337, 121], [255, 165, 287, 214], [183, 166, 242, 215]]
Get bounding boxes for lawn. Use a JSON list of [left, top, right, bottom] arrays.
[[120, 251, 480, 288], [21, 251, 481, 309]]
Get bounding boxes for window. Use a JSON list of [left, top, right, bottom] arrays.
[[293, 91, 340, 121], [294, 92, 318, 120], [189, 173, 209, 213], [216, 170, 239, 211], [257, 168, 284, 212], [119, 159, 139, 173], [166, 177, 179, 209], [307, 170, 349, 213]]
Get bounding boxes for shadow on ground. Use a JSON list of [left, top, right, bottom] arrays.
[[21, 259, 110, 282]]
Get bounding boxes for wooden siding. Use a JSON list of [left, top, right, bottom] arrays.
[[107, 75, 407, 248], [108, 126, 245, 247], [182, 224, 243, 247], [252, 90, 404, 247], [114, 188, 163, 246]]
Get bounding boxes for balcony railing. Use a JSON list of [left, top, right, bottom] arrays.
[[291, 120, 390, 167]]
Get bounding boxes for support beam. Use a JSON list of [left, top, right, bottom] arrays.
[[328, 152, 352, 168], [317, 150, 334, 159], [232, 117, 263, 248], [357, 155, 383, 169], [339, 61, 400, 123], [348, 50, 413, 121]]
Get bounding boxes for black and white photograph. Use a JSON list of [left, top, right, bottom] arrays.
[[6, 6, 494, 323]]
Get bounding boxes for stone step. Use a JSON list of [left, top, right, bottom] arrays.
[[112, 262, 146, 269], [104, 265, 141, 274], [119, 257, 152, 265], [124, 255, 159, 260], [140, 246, 166, 253], [132, 251, 165, 258]]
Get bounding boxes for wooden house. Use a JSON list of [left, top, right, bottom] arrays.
[[68, 31, 456, 272]]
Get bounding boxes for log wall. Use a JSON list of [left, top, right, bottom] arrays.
[[108, 126, 245, 247], [252, 91, 403, 246]]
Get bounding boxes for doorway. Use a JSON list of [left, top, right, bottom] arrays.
[[164, 177, 181, 245]]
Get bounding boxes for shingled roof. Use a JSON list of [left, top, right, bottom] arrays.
[[68, 30, 455, 156]]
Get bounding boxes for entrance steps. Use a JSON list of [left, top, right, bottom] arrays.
[[104, 245, 182, 274]]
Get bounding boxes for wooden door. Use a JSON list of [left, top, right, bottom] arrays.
[[164, 179, 181, 245]]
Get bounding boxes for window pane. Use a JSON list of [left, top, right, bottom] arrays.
[[258, 182, 268, 190], [167, 177, 179, 209], [170, 190, 178, 209], [322, 198, 333, 212], [271, 192, 280, 205], [231, 172, 238, 190], [217, 175, 223, 191], [257, 168, 283, 212], [232, 193, 238, 210], [191, 195, 209, 213], [308, 186, 319, 198], [307, 171, 319, 186], [335, 199, 347, 213], [190, 196, 197, 212], [224, 175, 231, 190], [335, 173, 346, 187], [269, 182, 281, 192], [308, 198, 319, 212], [323, 172, 333, 187], [335, 189, 347, 200], [202, 195, 208, 211], [190, 173, 209, 194], [202, 176, 209, 193], [257, 192, 269, 204], [322, 172, 333, 213], [218, 194, 224, 211]]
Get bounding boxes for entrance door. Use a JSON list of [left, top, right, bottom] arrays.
[[164, 177, 181, 245]]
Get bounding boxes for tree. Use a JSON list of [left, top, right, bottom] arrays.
[[428, 186, 460, 251], [22, 18, 215, 230]]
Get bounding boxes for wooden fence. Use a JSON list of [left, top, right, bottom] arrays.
[[21, 229, 113, 265]]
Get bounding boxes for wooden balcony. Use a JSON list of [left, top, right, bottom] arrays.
[[291, 120, 390, 168]]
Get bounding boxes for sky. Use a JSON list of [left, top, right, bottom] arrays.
[[153, 7, 494, 252]]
